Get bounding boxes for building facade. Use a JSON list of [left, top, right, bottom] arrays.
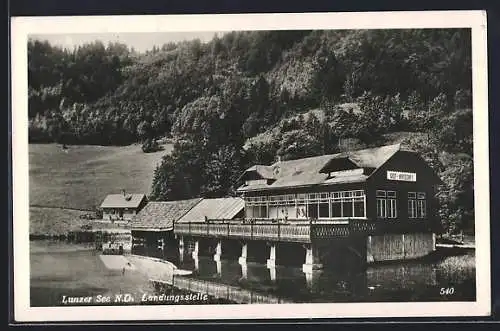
[[236, 144, 442, 264], [238, 144, 440, 224], [100, 192, 148, 221], [147, 144, 443, 272]]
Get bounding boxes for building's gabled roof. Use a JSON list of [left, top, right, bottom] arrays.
[[176, 197, 244, 223], [237, 144, 402, 192], [238, 165, 276, 181], [100, 193, 147, 209], [345, 144, 401, 169], [131, 198, 202, 230]]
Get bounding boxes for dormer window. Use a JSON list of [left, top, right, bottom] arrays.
[[328, 168, 364, 178], [245, 179, 268, 186]]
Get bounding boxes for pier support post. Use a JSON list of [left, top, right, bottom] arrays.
[[302, 244, 323, 273], [179, 236, 184, 249], [213, 240, 222, 261], [191, 240, 199, 259], [266, 243, 277, 268], [238, 242, 248, 265], [432, 233, 436, 251]]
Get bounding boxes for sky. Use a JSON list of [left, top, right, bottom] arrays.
[[30, 31, 221, 53]]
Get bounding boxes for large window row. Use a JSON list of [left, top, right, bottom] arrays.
[[245, 191, 364, 205], [245, 190, 366, 219]]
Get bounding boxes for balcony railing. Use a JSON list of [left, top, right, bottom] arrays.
[[173, 219, 436, 243], [174, 221, 311, 243]]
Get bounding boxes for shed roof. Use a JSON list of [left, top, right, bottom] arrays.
[[131, 198, 202, 230], [237, 144, 401, 192], [177, 197, 244, 223], [100, 193, 147, 209]]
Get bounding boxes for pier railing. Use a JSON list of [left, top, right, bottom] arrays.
[[175, 221, 311, 243], [174, 219, 436, 243]]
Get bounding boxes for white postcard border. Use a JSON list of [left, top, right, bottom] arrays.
[[11, 10, 490, 322]]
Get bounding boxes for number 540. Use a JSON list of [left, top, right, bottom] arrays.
[[440, 287, 455, 295]]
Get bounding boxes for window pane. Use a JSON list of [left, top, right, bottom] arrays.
[[408, 200, 416, 218], [296, 205, 307, 218], [387, 191, 396, 198], [408, 192, 416, 199], [342, 201, 353, 217], [355, 190, 364, 197], [354, 201, 365, 217], [260, 205, 268, 218], [388, 199, 397, 218], [376, 190, 386, 197], [417, 192, 426, 199], [346, 191, 354, 198], [377, 199, 386, 218], [331, 201, 342, 217], [319, 203, 329, 218], [308, 203, 318, 219], [418, 200, 426, 218]]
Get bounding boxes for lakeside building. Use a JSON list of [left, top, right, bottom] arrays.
[[173, 144, 443, 271], [130, 197, 245, 260], [100, 191, 148, 222], [130, 198, 201, 258]]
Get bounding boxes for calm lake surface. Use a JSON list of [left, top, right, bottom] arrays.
[[30, 240, 476, 306]]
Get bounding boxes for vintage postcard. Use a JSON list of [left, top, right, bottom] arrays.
[[11, 11, 490, 322]]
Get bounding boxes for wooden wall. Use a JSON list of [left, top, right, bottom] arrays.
[[367, 232, 435, 262]]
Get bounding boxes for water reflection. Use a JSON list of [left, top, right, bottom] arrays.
[[150, 247, 476, 304], [304, 270, 322, 292], [240, 262, 248, 281], [194, 255, 199, 271], [268, 265, 276, 282], [215, 259, 221, 277]]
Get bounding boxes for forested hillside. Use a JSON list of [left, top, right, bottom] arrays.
[[28, 29, 473, 234]]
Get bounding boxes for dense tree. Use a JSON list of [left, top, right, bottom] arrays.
[[28, 30, 474, 234]]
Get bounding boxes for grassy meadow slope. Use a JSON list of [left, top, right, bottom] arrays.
[[29, 207, 91, 236], [29, 143, 172, 210], [29, 143, 172, 235]]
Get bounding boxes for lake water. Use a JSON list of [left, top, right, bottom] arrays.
[[30, 240, 476, 306]]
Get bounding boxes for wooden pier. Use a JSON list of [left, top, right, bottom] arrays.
[[173, 219, 437, 243]]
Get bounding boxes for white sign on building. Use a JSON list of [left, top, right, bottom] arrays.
[[387, 170, 417, 182]]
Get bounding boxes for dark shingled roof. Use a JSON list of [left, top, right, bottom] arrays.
[[238, 144, 401, 192], [243, 165, 276, 180], [100, 193, 147, 209], [131, 198, 202, 230]]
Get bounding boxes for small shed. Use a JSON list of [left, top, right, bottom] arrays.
[[130, 198, 202, 258]]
